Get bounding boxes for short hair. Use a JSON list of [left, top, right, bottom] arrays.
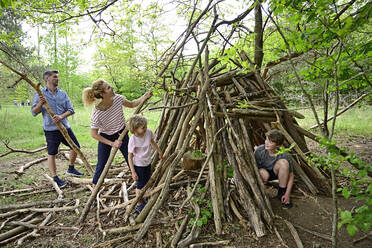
[[128, 115, 148, 133], [265, 129, 285, 145], [43, 70, 59, 82]]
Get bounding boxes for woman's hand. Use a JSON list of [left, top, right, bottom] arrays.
[[111, 140, 122, 148]]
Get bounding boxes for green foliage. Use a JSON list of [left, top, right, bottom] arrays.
[[191, 150, 203, 159], [188, 184, 213, 229], [276, 143, 296, 156], [309, 137, 372, 236]]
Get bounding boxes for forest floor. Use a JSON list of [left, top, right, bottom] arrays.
[[0, 135, 371, 248]]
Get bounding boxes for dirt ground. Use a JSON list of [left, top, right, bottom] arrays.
[[0, 136, 371, 248]]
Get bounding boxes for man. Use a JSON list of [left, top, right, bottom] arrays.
[[31, 70, 83, 188], [254, 129, 294, 208]]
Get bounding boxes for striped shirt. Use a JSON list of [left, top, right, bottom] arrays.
[[91, 94, 126, 135]]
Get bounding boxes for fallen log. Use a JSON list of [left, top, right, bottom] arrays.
[[16, 157, 47, 175], [0, 217, 42, 242], [0, 198, 69, 211]]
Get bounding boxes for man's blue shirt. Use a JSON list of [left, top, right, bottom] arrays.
[[31, 86, 75, 131]]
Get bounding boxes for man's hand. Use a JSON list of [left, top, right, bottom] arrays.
[[132, 172, 138, 182], [52, 114, 63, 123], [38, 95, 46, 106]]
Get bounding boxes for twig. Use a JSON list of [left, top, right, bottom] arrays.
[[44, 174, 63, 199]]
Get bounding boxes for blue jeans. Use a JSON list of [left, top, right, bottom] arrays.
[[92, 129, 129, 184]]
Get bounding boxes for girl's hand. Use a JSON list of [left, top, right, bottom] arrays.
[[132, 172, 138, 182], [111, 140, 122, 148]]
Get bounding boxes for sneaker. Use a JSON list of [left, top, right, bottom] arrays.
[[66, 167, 84, 177], [54, 177, 68, 188], [282, 202, 293, 209], [135, 204, 145, 213]]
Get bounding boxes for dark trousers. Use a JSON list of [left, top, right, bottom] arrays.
[[92, 130, 129, 184]]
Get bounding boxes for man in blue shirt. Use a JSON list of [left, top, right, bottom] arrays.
[[31, 70, 83, 188]]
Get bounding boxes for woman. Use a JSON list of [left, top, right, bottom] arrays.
[[82, 79, 152, 187]]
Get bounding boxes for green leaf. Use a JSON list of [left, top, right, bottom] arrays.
[[340, 210, 352, 222], [342, 188, 351, 199], [346, 224, 358, 236]]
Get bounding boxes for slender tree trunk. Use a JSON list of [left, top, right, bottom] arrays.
[[254, 1, 263, 71]]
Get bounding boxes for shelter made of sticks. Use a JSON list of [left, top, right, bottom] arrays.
[[117, 48, 332, 242]]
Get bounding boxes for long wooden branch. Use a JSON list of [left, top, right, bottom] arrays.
[[0, 142, 47, 158], [262, 52, 304, 80], [16, 157, 47, 175], [0, 60, 93, 176]]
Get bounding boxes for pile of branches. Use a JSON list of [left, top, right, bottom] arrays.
[[76, 49, 331, 247]]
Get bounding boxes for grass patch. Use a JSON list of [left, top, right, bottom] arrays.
[[296, 105, 372, 138], [0, 104, 162, 155]]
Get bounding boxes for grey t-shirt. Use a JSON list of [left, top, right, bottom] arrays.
[[254, 144, 293, 172]]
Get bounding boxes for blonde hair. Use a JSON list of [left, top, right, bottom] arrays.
[[82, 79, 106, 107], [128, 115, 148, 133]]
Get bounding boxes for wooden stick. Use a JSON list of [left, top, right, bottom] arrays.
[[65, 177, 124, 185], [16, 157, 47, 175], [0, 231, 29, 245], [229, 198, 250, 231], [171, 215, 189, 248], [283, 219, 304, 248], [17, 213, 52, 245], [0, 198, 69, 211], [0, 188, 34, 196], [92, 234, 135, 248], [156, 231, 162, 248], [291, 222, 332, 241], [0, 143, 46, 158], [177, 202, 201, 247], [189, 240, 231, 247], [10, 221, 79, 231], [44, 174, 63, 199], [0, 217, 42, 242]]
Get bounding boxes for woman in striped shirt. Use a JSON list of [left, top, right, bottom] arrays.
[[82, 79, 152, 187]]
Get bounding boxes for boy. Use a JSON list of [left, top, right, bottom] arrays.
[[254, 129, 294, 208]]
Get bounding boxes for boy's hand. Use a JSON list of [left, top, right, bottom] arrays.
[[281, 194, 290, 204], [132, 172, 138, 182]]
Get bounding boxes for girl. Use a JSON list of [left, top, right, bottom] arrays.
[[82, 79, 152, 187], [128, 115, 163, 212]]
